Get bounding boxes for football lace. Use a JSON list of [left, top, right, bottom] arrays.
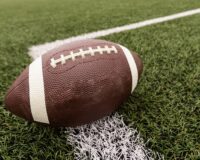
[[50, 45, 118, 68]]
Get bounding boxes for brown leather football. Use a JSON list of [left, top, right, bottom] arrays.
[[4, 39, 143, 127]]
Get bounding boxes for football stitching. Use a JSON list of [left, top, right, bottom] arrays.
[[45, 41, 118, 68], [50, 45, 118, 68]]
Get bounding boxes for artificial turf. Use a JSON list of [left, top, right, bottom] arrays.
[[106, 14, 200, 159], [0, 0, 200, 159]]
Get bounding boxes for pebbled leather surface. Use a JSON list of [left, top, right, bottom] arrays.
[[5, 67, 33, 122], [43, 39, 132, 126], [5, 39, 143, 127]]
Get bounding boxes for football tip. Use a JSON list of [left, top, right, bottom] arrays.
[[4, 67, 32, 122]]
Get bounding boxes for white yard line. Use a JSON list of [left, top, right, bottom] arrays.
[[65, 114, 163, 160], [29, 8, 200, 59]]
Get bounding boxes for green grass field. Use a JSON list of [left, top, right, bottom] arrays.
[[0, 0, 200, 159]]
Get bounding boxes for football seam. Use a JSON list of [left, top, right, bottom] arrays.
[[5, 75, 29, 99], [47, 57, 119, 74], [50, 45, 118, 68], [45, 42, 117, 68]]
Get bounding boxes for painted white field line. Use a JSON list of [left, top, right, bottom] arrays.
[[29, 8, 200, 59], [65, 114, 163, 160]]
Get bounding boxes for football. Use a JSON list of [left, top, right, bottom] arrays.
[[4, 39, 143, 127]]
